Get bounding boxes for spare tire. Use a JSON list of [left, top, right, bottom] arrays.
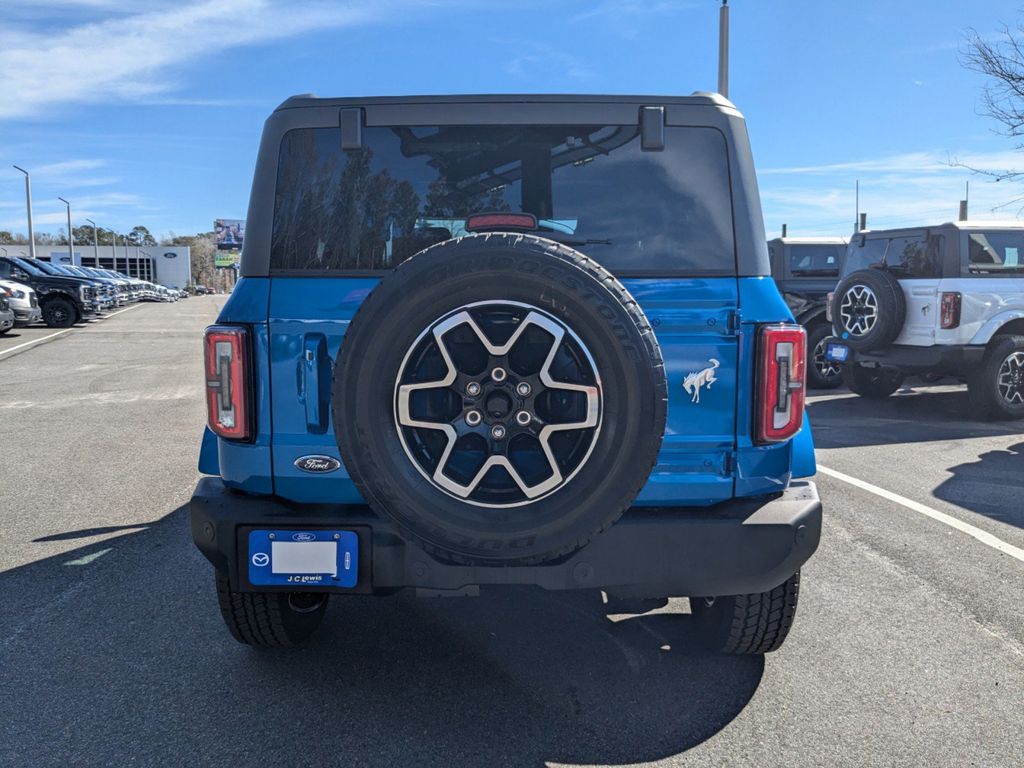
[[333, 234, 667, 565], [830, 269, 905, 350]]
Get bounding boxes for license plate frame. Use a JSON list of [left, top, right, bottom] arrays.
[[824, 342, 850, 363], [247, 529, 359, 588]]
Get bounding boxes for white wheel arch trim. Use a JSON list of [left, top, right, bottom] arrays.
[[968, 309, 1024, 346]]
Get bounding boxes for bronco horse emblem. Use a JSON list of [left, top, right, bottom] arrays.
[[683, 359, 720, 404]]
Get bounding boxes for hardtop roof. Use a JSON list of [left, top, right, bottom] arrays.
[[768, 237, 849, 245], [274, 92, 737, 112]]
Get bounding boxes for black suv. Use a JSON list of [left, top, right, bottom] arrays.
[[0, 256, 97, 327], [768, 237, 847, 388]]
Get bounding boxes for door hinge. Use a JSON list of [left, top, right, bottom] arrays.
[[726, 310, 741, 334], [722, 451, 737, 476]]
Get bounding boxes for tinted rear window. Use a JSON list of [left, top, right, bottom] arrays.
[[270, 125, 735, 275], [844, 234, 942, 278], [787, 244, 843, 277]]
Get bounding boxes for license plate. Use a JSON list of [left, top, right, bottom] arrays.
[[825, 342, 850, 363], [248, 530, 358, 588]]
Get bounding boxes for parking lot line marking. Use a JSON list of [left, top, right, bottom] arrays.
[[0, 329, 73, 358], [96, 304, 143, 319], [817, 465, 1024, 564]]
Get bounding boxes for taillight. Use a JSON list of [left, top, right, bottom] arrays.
[[465, 212, 538, 232], [204, 325, 251, 440], [940, 292, 961, 329], [756, 324, 806, 444], [825, 292, 835, 323]]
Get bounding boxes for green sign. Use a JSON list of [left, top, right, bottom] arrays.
[[215, 250, 240, 268]]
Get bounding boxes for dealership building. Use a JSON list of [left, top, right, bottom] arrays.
[[29, 245, 192, 288]]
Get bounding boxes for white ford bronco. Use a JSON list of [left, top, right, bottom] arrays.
[[826, 221, 1024, 419]]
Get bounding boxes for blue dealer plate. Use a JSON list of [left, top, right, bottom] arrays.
[[248, 530, 358, 588], [825, 342, 850, 363]]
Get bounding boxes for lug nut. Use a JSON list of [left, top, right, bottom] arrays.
[[515, 411, 532, 426], [465, 410, 482, 426], [516, 382, 531, 396], [466, 381, 481, 397], [491, 424, 507, 440], [491, 367, 507, 383]]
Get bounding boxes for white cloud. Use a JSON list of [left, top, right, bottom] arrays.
[[572, 1, 695, 24], [0, 1, 389, 119], [503, 43, 591, 81], [759, 150, 1024, 237]]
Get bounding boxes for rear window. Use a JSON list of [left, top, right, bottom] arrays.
[[844, 234, 942, 278], [967, 232, 1024, 274], [787, 244, 843, 277], [270, 124, 735, 275]]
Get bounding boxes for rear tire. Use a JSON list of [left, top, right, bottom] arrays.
[[807, 324, 843, 389], [691, 571, 801, 654], [842, 363, 904, 399], [215, 574, 328, 647], [42, 297, 78, 328], [967, 335, 1024, 421]]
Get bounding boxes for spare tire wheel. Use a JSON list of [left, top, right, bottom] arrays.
[[830, 269, 905, 350], [333, 234, 667, 565]]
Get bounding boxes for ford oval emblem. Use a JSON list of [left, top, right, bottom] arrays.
[[292, 532, 316, 542], [294, 455, 341, 473], [163, 251, 177, 259]]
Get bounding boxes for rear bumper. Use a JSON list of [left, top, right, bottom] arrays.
[[828, 338, 985, 374], [190, 477, 822, 597]]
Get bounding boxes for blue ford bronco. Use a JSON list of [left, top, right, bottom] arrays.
[[191, 93, 822, 654]]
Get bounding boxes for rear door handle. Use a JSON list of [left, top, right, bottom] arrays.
[[302, 335, 330, 433]]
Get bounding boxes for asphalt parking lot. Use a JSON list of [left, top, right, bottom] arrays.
[[1, 296, 1022, 767]]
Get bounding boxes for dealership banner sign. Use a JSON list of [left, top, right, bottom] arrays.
[[215, 219, 244, 250], [214, 218, 244, 269]]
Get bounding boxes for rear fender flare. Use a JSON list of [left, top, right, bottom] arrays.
[[969, 310, 1024, 346]]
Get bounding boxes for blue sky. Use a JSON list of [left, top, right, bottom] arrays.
[[1, 0, 1022, 240]]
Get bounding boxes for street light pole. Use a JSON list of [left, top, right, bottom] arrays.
[[12, 166, 37, 260], [112, 232, 119, 272], [718, 0, 729, 99], [58, 197, 74, 265], [86, 218, 99, 266]]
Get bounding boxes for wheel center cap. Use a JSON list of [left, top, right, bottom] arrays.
[[485, 390, 512, 418]]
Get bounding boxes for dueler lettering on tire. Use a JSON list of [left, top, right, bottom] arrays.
[[333, 233, 667, 565]]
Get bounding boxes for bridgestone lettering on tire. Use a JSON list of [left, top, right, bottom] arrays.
[[333, 233, 668, 565]]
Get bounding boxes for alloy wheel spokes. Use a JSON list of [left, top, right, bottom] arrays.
[[840, 285, 878, 336], [813, 338, 841, 379], [997, 351, 1024, 404], [395, 302, 602, 507]]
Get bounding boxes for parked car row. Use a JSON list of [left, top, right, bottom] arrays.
[[769, 221, 1024, 420], [0, 254, 186, 331]]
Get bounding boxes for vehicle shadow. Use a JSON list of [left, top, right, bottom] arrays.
[[0, 506, 762, 767], [807, 386, 1024, 450], [932, 441, 1024, 529]]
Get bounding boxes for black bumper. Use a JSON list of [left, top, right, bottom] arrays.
[[830, 339, 985, 374], [190, 477, 822, 598]]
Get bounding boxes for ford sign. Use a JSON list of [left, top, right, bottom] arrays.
[[163, 251, 177, 259], [294, 455, 341, 473]]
